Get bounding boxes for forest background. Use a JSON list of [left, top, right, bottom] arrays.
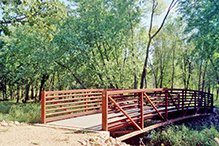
[[0, 0, 218, 106]]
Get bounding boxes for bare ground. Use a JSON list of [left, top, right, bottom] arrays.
[[0, 124, 97, 146]]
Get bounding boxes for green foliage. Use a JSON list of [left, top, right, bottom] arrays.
[[0, 0, 68, 38], [178, 0, 219, 95], [0, 0, 218, 103], [0, 102, 41, 123], [147, 125, 219, 146]]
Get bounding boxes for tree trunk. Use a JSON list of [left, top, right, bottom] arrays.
[[38, 74, 49, 102], [186, 61, 192, 89], [201, 62, 208, 92], [140, 38, 152, 88], [23, 82, 31, 103], [31, 84, 34, 99], [4, 81, 7, 100], [171, 46, 175, 89], [198, 60, 203, 91], [16, 84, 20, 103]]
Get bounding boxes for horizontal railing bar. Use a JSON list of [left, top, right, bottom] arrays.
[[110, 94, 136, 99], [46, 93, 102, 99], [46, 96, 102, 104], [46, 102, 102, 112], [107, 88, 166, 95], [45, 89, 104, 95], [46, 106, 101, 117], [46, 99, 101, 107]]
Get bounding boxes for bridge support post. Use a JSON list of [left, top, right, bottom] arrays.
[[41, 91, 46, 124], [182, 90, 184, 115], [102, 90, 108, 131], [140, 92, 144, 129], [165, 90, 168, 121], [211, 94, 214, 113], [194, 91, 197, 111]]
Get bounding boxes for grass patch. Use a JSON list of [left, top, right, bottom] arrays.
[[0, 101, 41, 123]]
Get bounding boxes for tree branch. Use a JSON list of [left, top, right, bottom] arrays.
[[151, 0, 178, 39], [55, 60, 85, 89]]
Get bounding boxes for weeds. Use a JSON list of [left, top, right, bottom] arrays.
[[31, 141, 40, 145], [146, 125, 219, 146], [53, 136, 70, 143], [0, 102, 41, 123]]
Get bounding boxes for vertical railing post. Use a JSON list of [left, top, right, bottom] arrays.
[[204, 93, 206, 112], [211, 94, 214, 113], [41, 91, 46, 124], [182, 90, 184, 115], [85, 92, 88, 112], [165, 89, 168, 121], [194, 91, 197, 111], [140, 92, 144, 129], [102, 89, 108, 131]]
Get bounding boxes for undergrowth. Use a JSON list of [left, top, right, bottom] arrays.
[[125, 109, 219, 146], [145, 125, 219, 146], [0, 101, 41, 123]]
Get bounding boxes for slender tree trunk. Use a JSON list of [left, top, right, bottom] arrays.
[[34, 82, 38, 100], [201, 62, 208, 92], [140, 38, 152, 88], [38, 74, 49, 102], [17, 84, 20, 103], [10, 86, 13, 100], [198, 60, 203, 91], [23, 82, 31, 103], [171, 46, 175, 89], [31, 84, 34, 99], [186, 61, 192, 89], [21, 83, 24, 101], [4, 81, 7, 100]]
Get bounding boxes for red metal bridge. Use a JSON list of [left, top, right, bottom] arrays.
[[41, 88, 213, 141]]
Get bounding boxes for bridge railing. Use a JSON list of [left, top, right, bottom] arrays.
[[102, 88, 213, 132], [41, 89, 104, 123], [41, 88, 213, 132], [41, 88, 123, 123]]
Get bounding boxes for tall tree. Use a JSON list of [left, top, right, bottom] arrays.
[[140, 0, 178, 88]]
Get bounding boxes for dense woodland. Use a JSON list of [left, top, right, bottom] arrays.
[[0, 0, 218, 103]]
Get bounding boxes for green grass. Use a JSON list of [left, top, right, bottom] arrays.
[[143, 110, 219, 146], [146, 125, 219, 146], [0, 101, 41, 123], [124, 108, 219, 146]]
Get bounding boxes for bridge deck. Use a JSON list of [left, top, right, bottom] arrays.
[[48, 113, 102, 130], [46, 106, 185, 131]]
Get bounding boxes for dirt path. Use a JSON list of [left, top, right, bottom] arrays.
[[0, 124, 96, 146]]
